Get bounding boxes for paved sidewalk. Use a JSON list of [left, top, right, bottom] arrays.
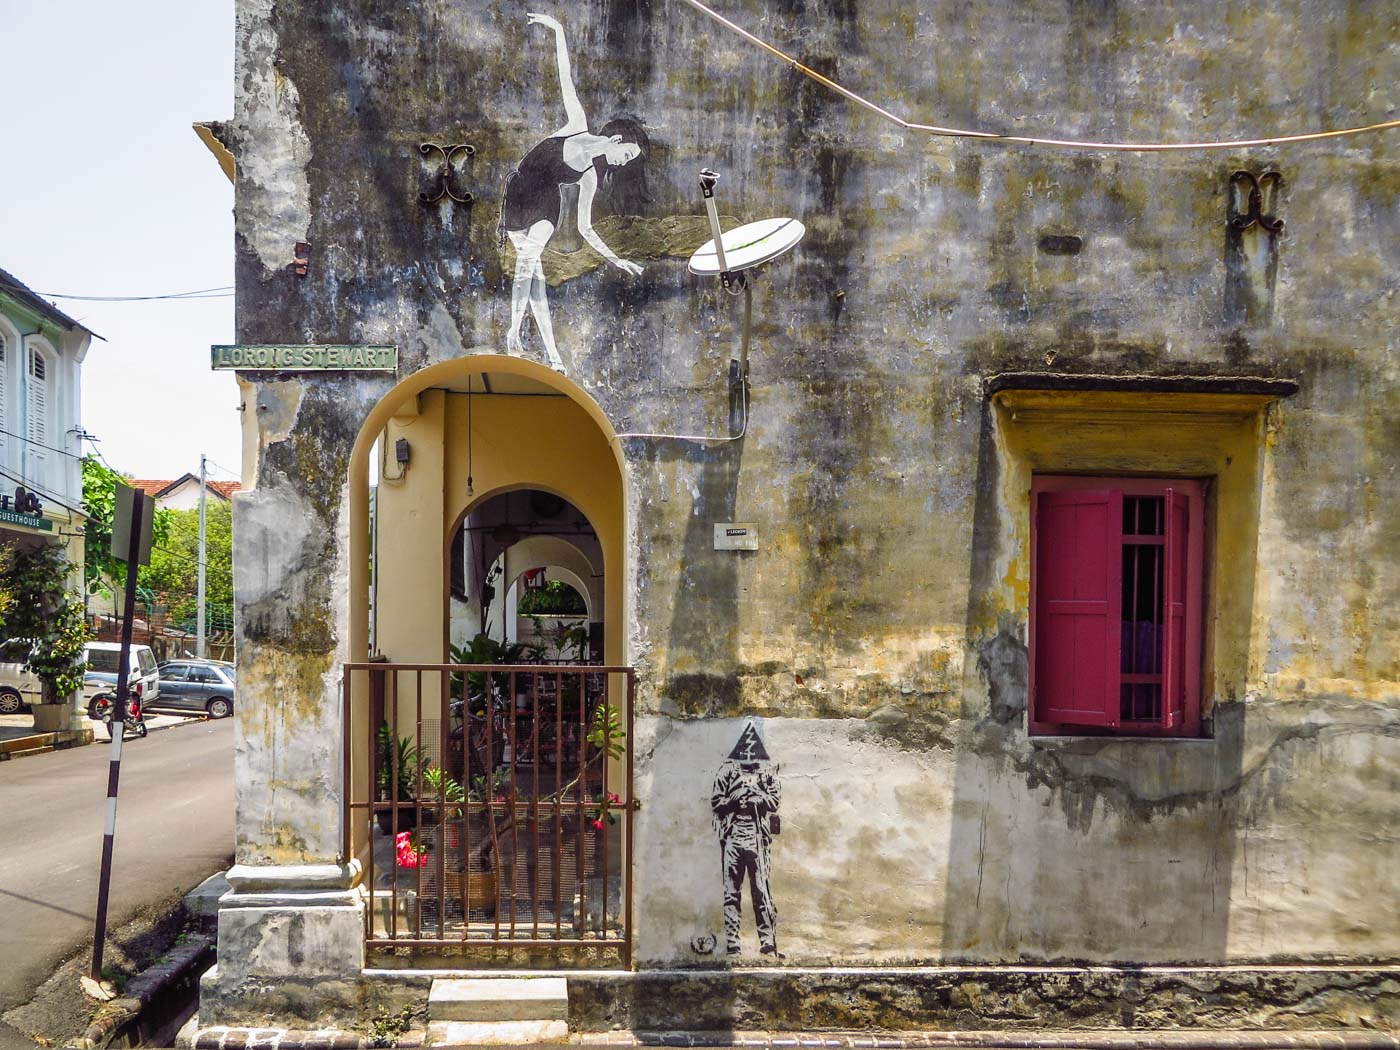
[[181, 1028, 1399, 1050], [0, 710, 206, 759], [581, 1032, 1397, 1049]]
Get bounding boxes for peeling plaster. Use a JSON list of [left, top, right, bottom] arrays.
[[235, 0, 313, 275]]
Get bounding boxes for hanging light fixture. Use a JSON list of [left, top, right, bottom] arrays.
[[466, 380, 475, 498]]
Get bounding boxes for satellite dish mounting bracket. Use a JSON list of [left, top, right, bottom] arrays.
[[689, 167, 806, 434]]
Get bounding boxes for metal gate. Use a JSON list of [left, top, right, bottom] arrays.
[[343, 661, 633, 960]]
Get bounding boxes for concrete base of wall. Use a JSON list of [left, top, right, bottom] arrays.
[[199, 864, 370, 1028], [227, 965, 1392, 1035], [561, 966, 1399, 1033]]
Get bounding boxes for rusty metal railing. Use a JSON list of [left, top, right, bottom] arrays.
[[343, 661, 634, 961]]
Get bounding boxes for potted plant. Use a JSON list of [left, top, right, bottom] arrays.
[[375, 723, 420, 834], [415, 764, 501, 915]]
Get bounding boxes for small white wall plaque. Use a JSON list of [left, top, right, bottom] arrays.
[[714, 523, 759, 551]]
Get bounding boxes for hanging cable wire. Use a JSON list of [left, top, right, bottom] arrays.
[[676, 0, 1400, 152], [34, 285, 234, 302], [0, 426, 86, 460], [0, 466, 87, 519], [203, 458, 243, 481]]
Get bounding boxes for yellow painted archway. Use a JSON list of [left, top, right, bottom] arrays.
[[348, 355, 626, 667]]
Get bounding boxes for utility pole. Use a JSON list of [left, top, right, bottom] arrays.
[[196, 454, 207, 660]]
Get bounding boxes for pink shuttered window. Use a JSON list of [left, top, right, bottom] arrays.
[[1030, 477, 1205, 736]]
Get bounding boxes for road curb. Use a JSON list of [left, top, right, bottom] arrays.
[[66, 934, 215, 1049], [0, 726, 93, 761]]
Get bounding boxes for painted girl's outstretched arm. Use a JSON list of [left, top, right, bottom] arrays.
[[576, 168, 642, 275], [528, 13, 586, 135]]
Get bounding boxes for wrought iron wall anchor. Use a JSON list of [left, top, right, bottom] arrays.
[[419, 142, 476, 205], [1228, 170, 1283, 232]]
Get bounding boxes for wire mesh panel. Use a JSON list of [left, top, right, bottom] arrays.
[[345, 662, 632, 960]]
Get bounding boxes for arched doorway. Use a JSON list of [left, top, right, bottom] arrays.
[[446, 492, 604, 659], [343, 358, 632, 963]]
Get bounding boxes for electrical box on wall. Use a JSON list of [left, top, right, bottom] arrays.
[[714, 523, 759, 551]]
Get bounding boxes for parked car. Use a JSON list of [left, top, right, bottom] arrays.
[[83, 642, 161, 719], [1, 639, 153, 714], [154, 659, 235, 718], [0, 639, 40, 714]]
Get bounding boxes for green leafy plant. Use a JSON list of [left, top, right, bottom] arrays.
[[450, 633, 528, 698], [367, 1004, 417, 1047], [1, 542, 91, 701], [517, 579, 586, 615], [421, 765, 466, 818], [588, 702, 625, 760], [375, 723, 419, 802]]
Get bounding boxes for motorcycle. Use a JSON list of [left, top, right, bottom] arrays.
[[87, 690, 149, 739]]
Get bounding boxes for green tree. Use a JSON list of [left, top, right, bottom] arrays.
[[140, 501, 233, 623], [81, 457, 173, 596], [1, 543, 89, 701]]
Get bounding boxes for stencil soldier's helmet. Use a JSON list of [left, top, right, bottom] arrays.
[[728, 722, 770, 765]]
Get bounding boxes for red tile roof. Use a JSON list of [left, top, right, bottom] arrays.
[[125, 477, 241, 501]]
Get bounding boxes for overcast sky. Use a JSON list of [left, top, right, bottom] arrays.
[[0, 1, 239, 485]]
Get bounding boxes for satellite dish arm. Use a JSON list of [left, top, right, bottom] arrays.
[[577, 169, 643, 275], [699, 169, 732, 276], [530, 12, 588, 135]]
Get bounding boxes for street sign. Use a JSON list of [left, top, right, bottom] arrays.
[[111, 483, 154, 566], [0, 507, 51, 531], [210, 344, 397, 371]]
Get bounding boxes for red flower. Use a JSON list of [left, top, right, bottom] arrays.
[[590, 817, 605, 831], [606, 792, 621, 804], [395, 830, 426, 868]]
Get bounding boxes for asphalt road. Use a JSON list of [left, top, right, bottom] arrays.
[[0, 718, 233, 1016]]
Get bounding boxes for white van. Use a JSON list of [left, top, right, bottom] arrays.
[[0, 640, 42, 713], [83, 642, 161, 710], [0, 640, 160, 714]]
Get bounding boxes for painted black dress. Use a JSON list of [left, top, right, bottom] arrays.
[[500, 133, 590, 233]]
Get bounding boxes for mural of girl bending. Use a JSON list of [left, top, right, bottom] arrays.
[[499, 12, 648, 372]]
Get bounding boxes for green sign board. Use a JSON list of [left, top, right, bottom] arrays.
[[210, 344, 397, 372], [0, 508, 52, 532]]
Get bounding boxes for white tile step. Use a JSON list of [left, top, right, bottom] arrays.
[[426, 1019, 569, 1046], [428, 977, 570, 1022]]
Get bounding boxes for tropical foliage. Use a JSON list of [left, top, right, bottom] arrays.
[[0, 542, 90, 700]]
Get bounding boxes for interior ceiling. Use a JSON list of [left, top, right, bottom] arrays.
[[434, 372, 564, 396]]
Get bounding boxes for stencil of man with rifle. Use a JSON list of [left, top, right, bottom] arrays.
[[711, 721, 782, 957]]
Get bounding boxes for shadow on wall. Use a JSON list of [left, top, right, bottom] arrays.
[[941, 401, 1246, 965], [654, 425, 748, 717]]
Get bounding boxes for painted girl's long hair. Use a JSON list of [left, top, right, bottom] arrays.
[[592, 117, 653, 216]]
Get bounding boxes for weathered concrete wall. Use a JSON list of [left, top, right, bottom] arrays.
[[227, 0, 1399, 972]]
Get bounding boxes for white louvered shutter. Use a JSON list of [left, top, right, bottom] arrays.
[[27, 348, 47, 485], [0, 334, 8, 462]]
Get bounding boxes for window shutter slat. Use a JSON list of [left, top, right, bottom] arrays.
[[0, 335, 8, 454], [1034, 490, 1123, 727], [1161, 487, 1189, 729], [27, 349, 47, 467]]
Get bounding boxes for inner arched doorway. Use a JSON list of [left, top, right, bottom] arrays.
[[343, 357, 632, 963]]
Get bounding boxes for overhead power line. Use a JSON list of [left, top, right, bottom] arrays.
[[0, 425, 86, 460], [35, 285, 234, 302], [677, 0, 1400, 152], [0, 465, 87, 519]]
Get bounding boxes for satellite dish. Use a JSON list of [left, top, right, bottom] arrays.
[[684, 168, 807, 441], [688, 217, 806, 277]]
